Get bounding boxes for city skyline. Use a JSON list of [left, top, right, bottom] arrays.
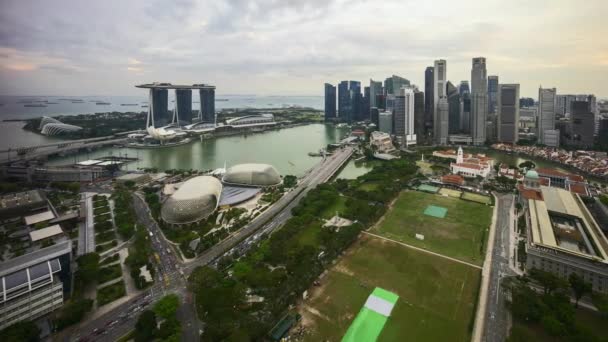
[[1, 0, 607, 98]]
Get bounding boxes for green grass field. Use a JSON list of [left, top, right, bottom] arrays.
[[461, 192, 492, 205], [509, 308, 607, 341], [300, 235, 480, 342], [371, 191, 492, 265], [439, 187, 463, 198]]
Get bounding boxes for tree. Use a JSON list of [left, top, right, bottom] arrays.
[[0, 321, 40, 342], [54, 298, 94, 330], [591, 292, 608, 319], [518, 161, 536, 170], [282, 175, 297, 188], [75, 253, 100, 284], [134, 310, 158, 342], [568, 273, 592, 307], [153, 294, 180, 320], [529, 268, 567, 295]]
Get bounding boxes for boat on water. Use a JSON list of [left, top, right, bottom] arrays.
[[96, 102, 111, 105], [120, 104, 138, 106], [141, 105, 148, 108], [24, 104, 47, 107], [216, 99, 229, 102]]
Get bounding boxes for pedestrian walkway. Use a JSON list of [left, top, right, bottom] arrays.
[[362, 231, 482, 270]]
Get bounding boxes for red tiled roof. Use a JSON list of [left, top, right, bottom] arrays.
[[442, 174, 465, 185], [454, 163, 482, 170], [539, 177, 550, 186], [518, 184, 543, 200], [569, 183, 588, 195]]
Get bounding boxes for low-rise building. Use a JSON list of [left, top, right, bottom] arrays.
[[0, 240, 72, 329], [446, 147, 494, 178], [523, 185, 608, 293], [369, 131, 395, 153]]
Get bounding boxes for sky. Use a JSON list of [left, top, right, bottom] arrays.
[[0, 0, 607, 98]]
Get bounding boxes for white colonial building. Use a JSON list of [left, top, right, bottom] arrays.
[[449, 147, 494, 178]]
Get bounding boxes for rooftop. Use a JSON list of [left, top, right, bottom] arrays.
[[0, 190, 45, 210], [0, 240, 72, 277], [24, 211, 56, 226], [29, 224, 63, 242], [528, 186, 608, 261], [135, 83, 215, 90]]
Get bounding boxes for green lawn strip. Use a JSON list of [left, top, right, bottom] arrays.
[[460, 192, 492, 205], [97, 280, 126, 306], [98, 264, 123, 284], [372, 191, 491, 265]]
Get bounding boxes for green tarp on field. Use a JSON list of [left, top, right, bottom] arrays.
[[342, 287, 399, 342]]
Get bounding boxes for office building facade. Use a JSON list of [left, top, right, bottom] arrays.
[[379, 111, 393, 134], [538, 87, 558, 146], [424, 66, 434, 136], [488, 75, 499, 114], [414, 90, 425, 144], [369, 80, 383, 109], [436, 97, 449, 145], [338, 81, 350, 122], [447, 81, 460, 134], [324, 83, 337, 121], [471, 58, 488, 145], [497, 84, 520, 143], [394, 87, 417, 146], [567, 101, 595, 148], [433, 60, 447, 144]]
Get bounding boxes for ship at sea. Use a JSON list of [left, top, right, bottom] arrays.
[[24, 104, 47, 107], [96, 102, 111, 105], [120, 104, 138, 106]]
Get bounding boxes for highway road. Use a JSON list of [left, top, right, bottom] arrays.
[[483, 194, 516, 342], [1, 137, 127, 164], [67, 146, 354, 341]]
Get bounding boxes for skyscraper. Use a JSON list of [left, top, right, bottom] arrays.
[[488, 75, 499, 114], [436, 97, 449, 145], [363, 86, 370, 121], [538, 87, 558, 146], [199, 88, 215, 123], [459, 81, 470, 96], [350, 81, 362, 122], [379, 111, 393, 134], [567, 101, 595, 148], [148, 88, 169, 128], [384, 75, 410, 96], [338, 81, 350, 122], [447, 81, 461, 134], [394, 87, 416, 146], [471, 58, 488, 145], [424, 66, 434, 137], [460, 92, 471, 133], [174, 89, 192, 125], [369, 79, 383, 109], [433, 59, 447, 143], [497, 84, 520, 143], [324, 83, 336, 121], [370, 107, 380, 127], [414, 90, 425, 145]]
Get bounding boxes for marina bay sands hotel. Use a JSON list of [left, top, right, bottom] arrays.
[[135, 83, 216, 128]]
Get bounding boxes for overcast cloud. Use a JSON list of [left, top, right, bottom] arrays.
[[0, 0, 606, 97]]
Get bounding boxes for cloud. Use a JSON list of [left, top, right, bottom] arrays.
[[0, 0, 607, 97]]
